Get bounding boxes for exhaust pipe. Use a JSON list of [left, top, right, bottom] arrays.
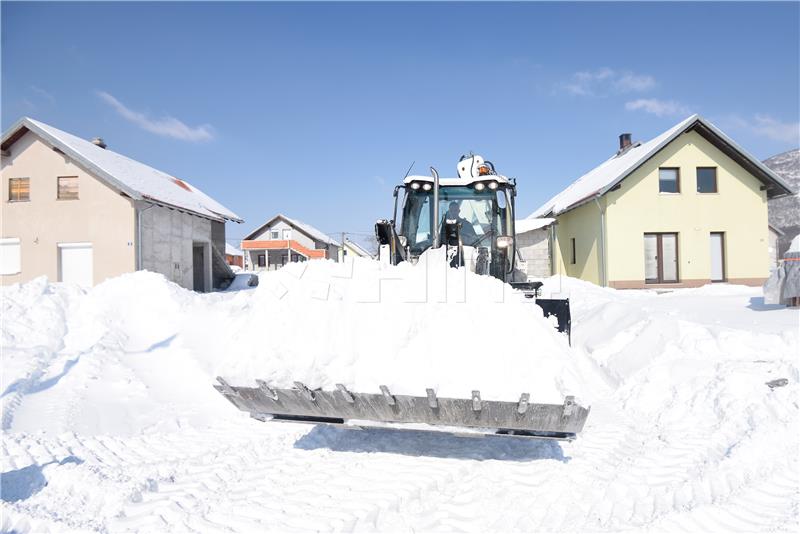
[[431, 166, 440, 248]]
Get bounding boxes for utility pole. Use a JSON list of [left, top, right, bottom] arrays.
[[341, 232, 346, 261]]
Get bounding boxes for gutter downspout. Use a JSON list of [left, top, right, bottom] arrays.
[[137, 202, 157, 270], [593, 196, 607, 287]]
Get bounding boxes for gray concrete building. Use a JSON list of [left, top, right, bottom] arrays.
[[515, 218, 555, 279], [1, 117, 242, 291]]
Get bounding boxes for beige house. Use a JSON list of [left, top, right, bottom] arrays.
[[340, 238, 374, 261], [532, 115, 794, 288], [241, 214, 340, 270], [1, 117, 242, 290]]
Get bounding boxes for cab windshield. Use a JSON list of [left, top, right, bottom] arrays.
[[400, 186, 510, 255]]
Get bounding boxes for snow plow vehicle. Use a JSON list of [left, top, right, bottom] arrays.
[[215, 155, 589, 440]]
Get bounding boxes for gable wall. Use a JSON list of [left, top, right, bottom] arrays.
[[604, 130, 769, 286], [1, 131, 136, 285], [250, 219, 317, 250]]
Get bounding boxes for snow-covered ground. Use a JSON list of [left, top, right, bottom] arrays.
[[2, 256, 798, 533]]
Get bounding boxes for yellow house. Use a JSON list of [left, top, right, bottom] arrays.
[[532, 115, 794, 288]]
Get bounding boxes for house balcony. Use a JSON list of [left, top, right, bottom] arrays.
[[241, 239, 326, 270]]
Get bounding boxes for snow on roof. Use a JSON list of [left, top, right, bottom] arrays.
[[1, 117, 242, 223], [532, 116, 697, 218], [244, 214, 340, 247], [515, 218, 555, 234], [280, 215, 340, 247], [344, 239, 373, 258], [225, 243, 243, 256], [790, 234, 800, 253], [531, 114, 794, 218]]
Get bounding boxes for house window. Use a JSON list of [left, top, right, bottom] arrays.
[[644, 233, 679, 283], [658, 168, 680, 193], [57, 176, 79, 200], [696, 167, 717, 193], [270, 230, 279, 239], [570, 238, 576, 265], [0, 238, 21, 275], [257, 254, 266, 267], [8, 178, 30, 202]]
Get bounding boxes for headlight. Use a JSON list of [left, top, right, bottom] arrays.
[[487, 181, 498, 190], [410, 182, 421, 190], [496, 236, 513, 248], [474, 182, 486, 191], [422, 183, 432, 191]]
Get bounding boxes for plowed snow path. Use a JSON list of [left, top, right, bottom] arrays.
[[3, 401, 797, 533]]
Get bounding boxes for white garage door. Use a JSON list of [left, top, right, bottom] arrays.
[[58, 243, 93, 287]]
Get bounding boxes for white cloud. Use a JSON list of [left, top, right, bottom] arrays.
[[614, 72, 656, 93], [560, 68, 655, 96], [30, 85, 55, 104], [625, 98, 692, 117], [749, 114, 800, 144], [96, 91, 214, 142]]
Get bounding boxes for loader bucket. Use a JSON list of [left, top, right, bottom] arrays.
[[214, 378, 590, 441]]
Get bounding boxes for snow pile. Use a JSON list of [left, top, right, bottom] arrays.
[[1, 251, 584, 437], [2, 267, 798, 533], [218, 248, 583, 402]]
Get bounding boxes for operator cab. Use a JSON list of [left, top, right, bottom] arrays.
[[389, 155, 518, 282]]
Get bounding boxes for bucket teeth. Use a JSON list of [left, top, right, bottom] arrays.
[[517, 393, 530, 414], [216, 376, 238, 397], [426, 388, 438, 409], [218, 381, 589, 439], [472, 390, 482, 412], [336, 384, 355, 403], [294, 381, 316, 402], [256, 379, 278, 400], [562, 395, 575, 417], [379, 385, 396, 406]]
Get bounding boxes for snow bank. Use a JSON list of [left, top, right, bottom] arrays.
[[1, 252, 585, 436], [3, 263, 798, 533], [216, 248, 584, 402]]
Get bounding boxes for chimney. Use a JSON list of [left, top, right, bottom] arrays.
[[91, 137, 107, 149], [618, 133, 632, 152]]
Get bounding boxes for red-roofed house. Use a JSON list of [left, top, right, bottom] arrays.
[[241, 214, 340, 270]]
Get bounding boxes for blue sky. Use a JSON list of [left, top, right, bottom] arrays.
[[3, 1, 799, 246]]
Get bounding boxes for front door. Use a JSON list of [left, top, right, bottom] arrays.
[[192, 244, 206, 292], [644, 233, 678, 284], [58, 243, 93, 287], [710, 232, 725, 282]]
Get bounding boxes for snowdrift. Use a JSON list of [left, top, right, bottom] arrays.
[[1, 251, 585, 436], [2, 261, 798, 533]]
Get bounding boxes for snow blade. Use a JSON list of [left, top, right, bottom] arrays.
[[214, 380, 590, 441]]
